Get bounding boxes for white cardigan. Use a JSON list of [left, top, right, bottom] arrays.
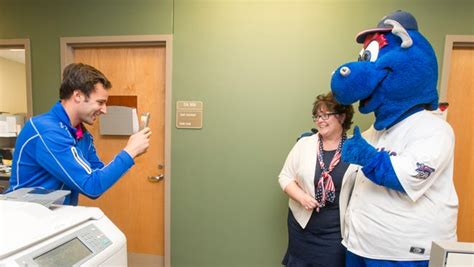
[[278, 134, 358, 229]]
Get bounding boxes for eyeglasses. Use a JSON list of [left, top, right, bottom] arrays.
[[312, 112, 339, 121]]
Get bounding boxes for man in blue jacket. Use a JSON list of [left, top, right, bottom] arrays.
[[5, 63, 151, 205]]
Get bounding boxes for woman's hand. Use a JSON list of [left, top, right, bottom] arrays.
[[298, 193, 320, 211], [284, 181, 320, 211]]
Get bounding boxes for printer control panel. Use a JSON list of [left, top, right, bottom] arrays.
[[76, 224, 112, 251], [15, 223, 112, 267]]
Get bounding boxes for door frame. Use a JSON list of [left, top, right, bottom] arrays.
[[439, 35, 474, 102], [0, 38, 33, 118], [60, 35, 172, 267], [439, 34, 474, 242]]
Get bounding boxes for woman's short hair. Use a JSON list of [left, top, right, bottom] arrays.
[[312, 92, 354, 132]]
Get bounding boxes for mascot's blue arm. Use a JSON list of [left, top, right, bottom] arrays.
[[343, 126, 405, 192], [296, 128, 318, 142]]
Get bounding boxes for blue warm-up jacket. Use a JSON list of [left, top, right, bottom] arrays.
[[5, 101, 134, 205]]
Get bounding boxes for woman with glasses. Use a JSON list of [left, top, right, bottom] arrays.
[[279, 92, 354, 267]]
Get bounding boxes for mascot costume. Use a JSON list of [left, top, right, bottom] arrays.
[[331, 10, 458, 266]]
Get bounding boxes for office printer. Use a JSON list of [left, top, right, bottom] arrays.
[[0, 198, 127, 266]]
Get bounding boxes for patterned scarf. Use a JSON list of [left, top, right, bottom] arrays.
[[315, 133, 346, 212]]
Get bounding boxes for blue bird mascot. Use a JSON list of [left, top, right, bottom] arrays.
[[331, 11, 458, 267]]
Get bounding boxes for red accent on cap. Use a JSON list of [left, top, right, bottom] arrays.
[[363, 33, 389, 49], [356, 28, 391, 43]]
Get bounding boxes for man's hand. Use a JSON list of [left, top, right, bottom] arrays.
[[124, 127, 151, 158], [342, 126, 377, 166]]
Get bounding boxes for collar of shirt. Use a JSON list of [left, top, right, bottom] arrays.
[[50, 101, 83, 140]]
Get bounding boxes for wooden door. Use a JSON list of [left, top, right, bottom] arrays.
[[74, 46, 166, 262], [446, 46, 474, 242]]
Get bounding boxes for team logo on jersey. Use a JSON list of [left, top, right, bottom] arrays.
[[59, 122, 75, 141], [409, 246, 425, 255], [414, 163, 435, 179]]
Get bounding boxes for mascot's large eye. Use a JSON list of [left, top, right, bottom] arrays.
[[358, 50, 371, 62], [358, 40, 380, 62]]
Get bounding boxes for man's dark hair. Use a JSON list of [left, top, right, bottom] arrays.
[[59, 63, 112, 100]]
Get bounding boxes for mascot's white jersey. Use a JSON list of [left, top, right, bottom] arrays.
[[341, 110, 458, 261]]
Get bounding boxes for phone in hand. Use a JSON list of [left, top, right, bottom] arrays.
[[140, 112, 150, 130]]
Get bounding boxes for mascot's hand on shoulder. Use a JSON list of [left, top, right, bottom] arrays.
[[342, 126, 376, 166]]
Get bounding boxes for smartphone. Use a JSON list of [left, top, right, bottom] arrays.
[[140, 112, 150, 130]]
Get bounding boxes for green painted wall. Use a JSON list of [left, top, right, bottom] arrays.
[[0, 0, 173, 113], [1, 0, 473, 266]]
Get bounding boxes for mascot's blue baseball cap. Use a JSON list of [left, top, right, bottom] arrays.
[[356, 10, 418, 43]]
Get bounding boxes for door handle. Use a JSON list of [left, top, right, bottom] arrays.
[[148, 174, 164, 183]]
